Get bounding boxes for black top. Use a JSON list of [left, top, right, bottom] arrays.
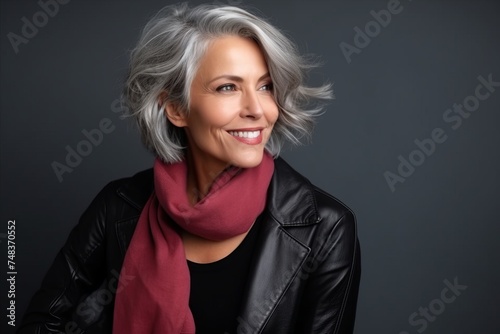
[[187, 217, 262, 334]]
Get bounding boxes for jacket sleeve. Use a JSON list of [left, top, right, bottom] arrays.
[[296, 209, 361, 334], [17, 185, 111, 333]]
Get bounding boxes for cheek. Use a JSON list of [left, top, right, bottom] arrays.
[[202, 101, 239, 129], [266, 102, 280, 124], [188, 105, 232, 133]]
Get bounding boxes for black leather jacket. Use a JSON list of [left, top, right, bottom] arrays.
[[19, 158, 360, 333]]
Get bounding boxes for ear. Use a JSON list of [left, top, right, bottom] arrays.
[[165, 102, 188, 127], [159, 92, 188, 127]]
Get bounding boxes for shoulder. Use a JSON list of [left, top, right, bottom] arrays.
[[108, 168, 154, 211], [270, 157, 358, 250], [271, 157, 356, 226], [81, 168, 154, 225], [311, 184, 358, 253], [67, 169, 154, 259], [312, 183, 356, 235], [103, 168, 153, 208]]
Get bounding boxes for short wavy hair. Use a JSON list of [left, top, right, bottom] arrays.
[[125, 2, 332, 163]]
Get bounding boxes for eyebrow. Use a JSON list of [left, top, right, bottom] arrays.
[[207, 72, 271, 84]]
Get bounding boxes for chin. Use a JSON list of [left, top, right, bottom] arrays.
[[230, 150, 265, 169]]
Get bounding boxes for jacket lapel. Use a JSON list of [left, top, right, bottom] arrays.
[[237, 212, 310, 332], [236, 158, 319, 332]]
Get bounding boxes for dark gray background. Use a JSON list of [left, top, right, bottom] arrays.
[[1, 0, 499, 333]]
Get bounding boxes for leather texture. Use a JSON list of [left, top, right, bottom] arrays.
[[18, 157, 361, 334]]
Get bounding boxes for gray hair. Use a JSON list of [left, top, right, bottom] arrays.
[[125, 2, 332, 163]]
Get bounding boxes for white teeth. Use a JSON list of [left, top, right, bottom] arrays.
[[229, 130, 260, 138]]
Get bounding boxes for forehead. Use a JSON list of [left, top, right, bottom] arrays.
[[195, 35, 269, 77]]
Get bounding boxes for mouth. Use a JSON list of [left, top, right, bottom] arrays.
[[227, 128, 264, 145]]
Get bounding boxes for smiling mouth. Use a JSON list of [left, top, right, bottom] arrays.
[[228, 130, 261, 138], [227, 129, 263, 145]]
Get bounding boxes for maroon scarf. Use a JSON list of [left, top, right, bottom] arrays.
[[113, 153, 274, 333]]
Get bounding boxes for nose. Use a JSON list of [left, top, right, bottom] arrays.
[[240, 90, 264, 119]]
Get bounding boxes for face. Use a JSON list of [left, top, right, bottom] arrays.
[[168, 35, 279, 175]]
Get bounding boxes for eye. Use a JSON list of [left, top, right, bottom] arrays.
[[259, 82, 273, 92], [216, 84, 236, 92]]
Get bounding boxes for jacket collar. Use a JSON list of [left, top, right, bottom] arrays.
[[116, 157, 320, 227], [116, 168, 154, 211], [266, 157, 320, 226]]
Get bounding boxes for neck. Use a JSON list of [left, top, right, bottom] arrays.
[[185, 151, 230, 205]]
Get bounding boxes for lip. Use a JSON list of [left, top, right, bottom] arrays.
[[226, 128, 264, 145]]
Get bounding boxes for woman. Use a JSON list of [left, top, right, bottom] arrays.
[[19, 3, 360, 334]]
